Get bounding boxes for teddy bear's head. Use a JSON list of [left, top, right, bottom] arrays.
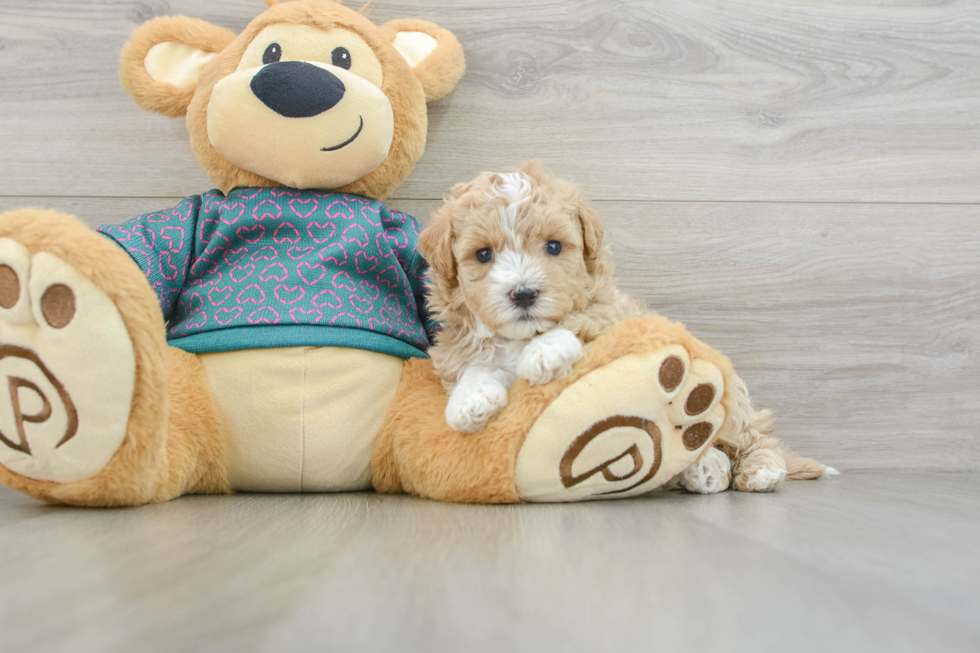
[[119, 0, 464, 200]]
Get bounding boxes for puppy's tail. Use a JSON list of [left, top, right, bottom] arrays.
[[718, 375, 838, 481], [784, 450, 838, 480]]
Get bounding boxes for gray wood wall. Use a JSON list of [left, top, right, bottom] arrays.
[[0, 0, 977, 471]]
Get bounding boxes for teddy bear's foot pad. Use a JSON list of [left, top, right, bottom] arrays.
[[0, 238, 135, 483], [515, 345, 725, 502]]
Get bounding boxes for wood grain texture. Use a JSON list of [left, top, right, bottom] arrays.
[[1, 196, 976, 471], [1, 473, 978, 653], [0, 0, 978, 201], [2, 4, 978, 650]]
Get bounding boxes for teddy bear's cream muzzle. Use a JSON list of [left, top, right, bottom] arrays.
[[207, 61, 394, 190]]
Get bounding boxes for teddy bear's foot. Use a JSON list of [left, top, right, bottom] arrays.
[[515, 343, 727, 502], [372, 315, 736, 505], [0, 209, 218, 506], [0, 237, 137, 484]]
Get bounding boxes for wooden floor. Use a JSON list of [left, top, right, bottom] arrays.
[[2, 473, 979, 653], [0, 1, 978, 650]]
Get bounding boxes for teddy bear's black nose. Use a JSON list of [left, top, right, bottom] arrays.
[[250, 61, 346, 118]]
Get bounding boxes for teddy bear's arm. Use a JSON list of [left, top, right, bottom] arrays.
[[97, 195, 203, 322]]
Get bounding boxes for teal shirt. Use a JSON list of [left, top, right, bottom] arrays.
[[99, 188, 434, 359]]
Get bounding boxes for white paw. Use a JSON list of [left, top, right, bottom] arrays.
[[445, 368, 509, 433], [0, 238, 135, 483], [517, 328, 583, 385], [679, 447, 731, 494], [742, 463, 787, 492]]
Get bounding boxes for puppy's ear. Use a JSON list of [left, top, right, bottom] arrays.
[[419, 207, 457, 285], [383, 19, 466, 102], [576, 197, 605, 274], [518, 159, 549, 182], [120, 16, 236, 118]]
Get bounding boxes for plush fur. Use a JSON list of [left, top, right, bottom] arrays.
[[381, 19, 466, 102], [119, 0, 465, 199], [119, 16, 236, 119], [371, 314, 740, 503], [0, 1, 468, 507], [0, 209, 229, 506]]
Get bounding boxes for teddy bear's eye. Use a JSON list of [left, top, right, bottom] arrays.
[[262, 43, 282, 65], [331, 46, 352, 70]]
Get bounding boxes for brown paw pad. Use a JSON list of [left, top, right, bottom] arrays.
[[658, 355, 684, 392], [0, 264, 20, 309], [40, 284, 76, 329]]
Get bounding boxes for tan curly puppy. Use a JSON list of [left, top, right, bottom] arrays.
[[420, 162, 835, 493]]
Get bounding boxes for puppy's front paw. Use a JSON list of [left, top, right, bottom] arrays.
[[445, 373, 509, 433], [517, 328, 583, 385]]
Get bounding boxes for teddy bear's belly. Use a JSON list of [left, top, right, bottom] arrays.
[[198, 346, 405, 492]]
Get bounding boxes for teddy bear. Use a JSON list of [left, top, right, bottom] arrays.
[[0, 0, 823, 507]]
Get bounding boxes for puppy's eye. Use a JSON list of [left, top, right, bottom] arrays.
[[332, 47, 352, 70], [476, 248, 494, 264], [545, 240, 562, 256], [263, 43, 283, 65]]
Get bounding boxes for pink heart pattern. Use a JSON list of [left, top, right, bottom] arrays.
[[99, 189, 435, 352]]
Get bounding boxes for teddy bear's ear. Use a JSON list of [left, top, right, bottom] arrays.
[[120, 16, 236, 118], [382, 19, 465, 102]]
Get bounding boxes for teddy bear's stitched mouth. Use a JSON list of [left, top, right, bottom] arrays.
[[321, 116, 364, 152]]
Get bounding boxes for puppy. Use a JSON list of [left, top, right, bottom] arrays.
[[419, 162, 832, 493], [419, 161, 636, 432]]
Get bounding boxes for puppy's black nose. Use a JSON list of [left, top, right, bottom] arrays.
[[510, 287, 539, 309], [250, 61, 345, 118]]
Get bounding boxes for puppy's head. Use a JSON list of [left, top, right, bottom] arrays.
[[420, 161, 606, 340]]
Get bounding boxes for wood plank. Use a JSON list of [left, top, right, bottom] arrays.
[[1, 473, 978, 653], [0, 0, 978, 201], [2, 196, 977, 471], [0, 196, 185, 226]]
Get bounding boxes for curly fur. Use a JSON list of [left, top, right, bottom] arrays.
[[420, 161, 643, 390]]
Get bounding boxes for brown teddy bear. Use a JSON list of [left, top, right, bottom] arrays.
[[0, 0, 826, 506]]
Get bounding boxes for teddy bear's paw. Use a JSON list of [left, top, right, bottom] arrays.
[[516, 328, 583, 385], [514, 345, 726, 502], [732, 449, 787, 493], [0, 238, 136, 483], [674, 447, 732, 494]]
